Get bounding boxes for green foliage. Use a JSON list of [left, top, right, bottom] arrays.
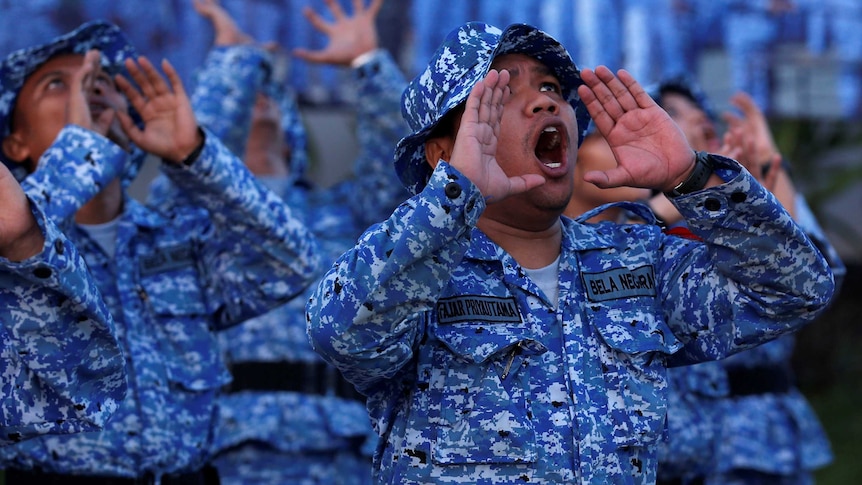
[[795, 266, 862, 484]]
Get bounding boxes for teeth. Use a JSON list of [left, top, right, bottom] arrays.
[[543, 162, 561, 169], [543, 126, 558, 133]]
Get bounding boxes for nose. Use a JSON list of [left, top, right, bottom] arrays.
[[527, 91, 559, 115], [88, 80, 103, 97]]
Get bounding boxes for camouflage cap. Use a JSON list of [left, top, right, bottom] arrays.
[[394, 22, 591, 195], [0, 20, 137, 180]]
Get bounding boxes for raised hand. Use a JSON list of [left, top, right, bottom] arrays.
[[293, 0, 382, 66], [721, 91, 779, 169], [577, 66, 695, 192], [449, 69, 545, 202], [65, 49, 98, 131], [719, 120, 773, 183], [67, 50, 116, 138], [0, 163, 43, 261], [114, 57, 203, 163], [193, 0, 252, 46]]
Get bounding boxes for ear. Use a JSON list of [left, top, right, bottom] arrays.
[[1, 133, 31, 165], [424, 135, 455, 170]]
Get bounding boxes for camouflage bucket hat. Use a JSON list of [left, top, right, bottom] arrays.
[[0, 20, 137, 180], [394, 22, 591, 195]]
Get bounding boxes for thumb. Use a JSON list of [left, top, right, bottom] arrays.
[[93, 108, 115, 137], [115, 110, 143, 144], [502, 174, 546, 198], [292, 47, 325, 64], [583, 167, 632, 189]]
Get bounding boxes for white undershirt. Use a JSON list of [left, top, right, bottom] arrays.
[[523, 255, 561, 309], [78, 217, 120, 258]]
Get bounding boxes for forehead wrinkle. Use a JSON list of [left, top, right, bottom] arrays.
[[26, 54, 85, 89]]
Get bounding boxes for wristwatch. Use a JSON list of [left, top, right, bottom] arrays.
[[664, 151, 714, 197]]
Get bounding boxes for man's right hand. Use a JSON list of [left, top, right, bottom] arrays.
[[449, 69, 545, 202], [0, 163, 43, 262]]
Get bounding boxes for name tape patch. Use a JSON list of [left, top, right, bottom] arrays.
[[140, 244, 194, 276], [436, 295, 523, 325], [582, 265, 656, 302]]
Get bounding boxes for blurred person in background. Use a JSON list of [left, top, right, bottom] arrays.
[[0, 19, 321, 483], [648, 78, 841, 485], [147, 1, 410, 483]]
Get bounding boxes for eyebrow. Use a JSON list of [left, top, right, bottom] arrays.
[[502, 62, 555, 80], [30, 69, 69, 88]]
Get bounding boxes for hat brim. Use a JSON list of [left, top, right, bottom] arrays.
[[394, 23, 591, 195]]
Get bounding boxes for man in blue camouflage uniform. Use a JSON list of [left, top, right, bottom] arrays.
[[146, 1, 409, 483], [0, 162, 126, 446], [306, 22, 835, 484], [0, 20, 321, 483], [648, 79, 838, 485]]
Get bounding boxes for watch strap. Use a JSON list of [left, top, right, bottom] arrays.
[[665, 151, 714, 197]]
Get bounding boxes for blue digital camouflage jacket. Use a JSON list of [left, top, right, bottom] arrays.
[[306, 156, 835, 484], [659, 193, 843, 480], [0, 125, 321, 478], [0, 198, 126, 446]]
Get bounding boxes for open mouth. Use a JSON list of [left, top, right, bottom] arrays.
[[535, 125, 566, 169], [88, 101, 109, 119]]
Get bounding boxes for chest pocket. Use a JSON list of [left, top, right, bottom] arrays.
[[588, 299, 681, 449], [429, 323, 547, 465], [140, 255, 227, 392]]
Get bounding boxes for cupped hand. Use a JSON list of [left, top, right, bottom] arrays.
[[577, 66, 696, 192], [0, 163, 42, 261], [67, 50, 114, 135], [114, 57, 203, 163], [721, 91, 779, 169], [449, 69, 545, 202]]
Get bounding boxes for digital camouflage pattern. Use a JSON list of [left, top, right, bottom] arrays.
[[645, 76, 839, 482], [0, 123, 321, 478], [149, 44, 409, 484], [0, 200, 126, 446], [306, 154, 834, 484], [660, 194, 842, 482]]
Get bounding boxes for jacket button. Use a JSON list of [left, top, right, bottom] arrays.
[[730, 192, 747, 203], [704, 198, 721, 211], [444, 182, 462, 199], [33, 267, 52, 279]]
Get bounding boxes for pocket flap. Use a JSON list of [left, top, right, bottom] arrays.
[[589, 303, 682, 355], [435, 324, 546, 363]]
